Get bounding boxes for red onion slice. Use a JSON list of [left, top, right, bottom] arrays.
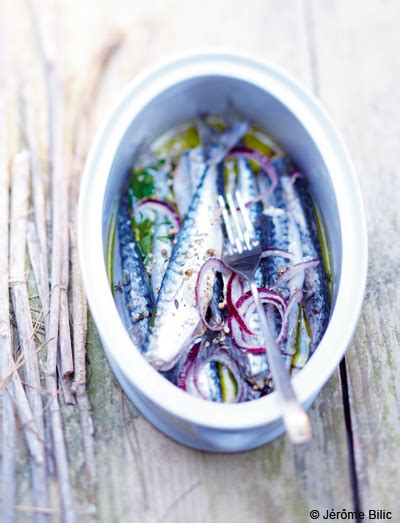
[[182, 338, 244, 403], [229, 315, 268, 353], [276, 289, 303, 345], [177, 342, 201, 393], [226, 273, 254, 335], [135, 197, 182, 229], [198, 350, 244, 403], [229, 289, 286, 353], [291, 171, 305, 184], [236, 288, 287, 314], [272, 259, 320, 289], [209, 352, 244, 403]]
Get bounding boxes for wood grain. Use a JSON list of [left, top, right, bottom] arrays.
[[3, 0, 397, 521], [311, 0, 400, 516], [63, 1, 352, 521]]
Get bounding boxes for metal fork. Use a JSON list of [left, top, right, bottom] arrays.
[[218, 190, 312, 444]]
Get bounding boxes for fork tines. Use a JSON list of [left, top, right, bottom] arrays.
[[218, 191, 259, 254]]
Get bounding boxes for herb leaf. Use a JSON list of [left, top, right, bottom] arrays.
[[130, 167, 155, 201]]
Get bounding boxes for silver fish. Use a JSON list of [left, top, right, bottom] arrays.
[[173, 117, 247, 217], [234, 159, 271, 384], [144, 165, 224, 371], [131, 162, 176, 296], [280, 231, 303, 365], [280, 174, 330, 351], [237, 164, 304, 385], [117, 195, 154, 347], [195, 337, 250, 403], [173, 147, 205, 217], [196, 359, 223, 402], [196, 116, 249, 165]]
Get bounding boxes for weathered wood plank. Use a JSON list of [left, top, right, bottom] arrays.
[[311, 0, 400, 516], [0, 0, 358, 521], [64, 1, 353, 521], [87, 317, 352, 523]]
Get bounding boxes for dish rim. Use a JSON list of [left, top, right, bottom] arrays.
[[78, 48, 368, 430]]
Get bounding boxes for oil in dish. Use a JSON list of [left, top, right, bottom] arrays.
[[109, 116, 332, 403]]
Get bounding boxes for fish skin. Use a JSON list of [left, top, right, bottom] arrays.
[[280, 175, 330, 351], [208, 271, 225, 329], [194, 249, 225, 399], [144, 164, 224, 371], [222, 159, 312, 386], [197, 117, 249, 165], [173, 148, 206, 217], [196, 336, 252, 402], [151, 217, 173, 297], [234, 159, 272, 383], [173, 150, 191, 217], [233, 164, 304, 384], [189, 148, 207, 191], [237, 159, 264, 245], [196, 360, 222, 402], [131, 160, 175, 292], [173, 119, 247, 218], [117, 194, 154, 347], [260, 170, 292, 289], [261, 166, 304, 364]]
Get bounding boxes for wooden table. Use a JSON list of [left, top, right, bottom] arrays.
[[3, 0, 399, 521]]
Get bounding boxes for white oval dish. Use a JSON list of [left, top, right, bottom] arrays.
[[79, 50, 368, 452]]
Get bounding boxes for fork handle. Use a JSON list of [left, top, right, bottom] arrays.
[[249, 280, 312, 444]]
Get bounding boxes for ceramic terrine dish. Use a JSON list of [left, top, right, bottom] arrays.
[[78, 50, 368, 452]]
